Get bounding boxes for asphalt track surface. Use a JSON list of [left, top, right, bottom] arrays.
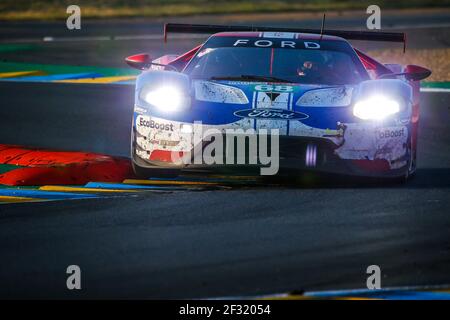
[[0, 10, 450, 299]]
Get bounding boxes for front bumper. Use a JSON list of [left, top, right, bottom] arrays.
[[132, 111, 411, 178], [132, 130, 410, 178]]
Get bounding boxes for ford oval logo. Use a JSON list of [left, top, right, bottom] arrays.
[[234, 108, 309, 120]]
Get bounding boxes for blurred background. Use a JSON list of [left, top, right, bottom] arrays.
[[0, 0, 448, 19], [0, 0, 449, 80]]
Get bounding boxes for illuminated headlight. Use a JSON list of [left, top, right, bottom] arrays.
[[353, 95, 401, 120], [141, 86, 190, 112]]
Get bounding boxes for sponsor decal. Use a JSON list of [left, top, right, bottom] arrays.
[[334, 123, 408, 164], [139, 118, 174, 131], [233, 39, 320, 49], [150, 139, 180, 147], [377, 128, 405, 139], [234, 108, 308, 120]]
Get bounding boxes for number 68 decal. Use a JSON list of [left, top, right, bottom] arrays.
[[255, 85, 294, 92]]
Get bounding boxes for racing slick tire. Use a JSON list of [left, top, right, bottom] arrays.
[[131, 160, 180, 179], [391, 130, 417, 184], [405, 129, 418, 181]]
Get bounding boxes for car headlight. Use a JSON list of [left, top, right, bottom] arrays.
[[296, 87, 353, 107], [353, 95, 401, 120], [141, 85, 190, 112], [194, 81, 249, 104]]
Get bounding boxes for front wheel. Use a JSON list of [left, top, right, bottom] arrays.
[[394, 132, 417, 184], [406, 126, 418, 180], [131, 161, 180, 179]]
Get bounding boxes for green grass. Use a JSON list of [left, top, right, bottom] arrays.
[[0, 164, 22, 175], [1, 0, 449, 20], [0, 61, 139, 76], [0, 44, 37, 53]]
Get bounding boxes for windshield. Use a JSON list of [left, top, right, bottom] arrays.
[[184, 45, 365, 85]]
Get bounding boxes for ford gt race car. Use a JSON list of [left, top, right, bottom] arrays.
[[126, 23, 431, 180]]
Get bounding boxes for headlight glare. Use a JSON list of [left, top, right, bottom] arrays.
[[142, 85, 189, 112], [353, 95, 400, 120]]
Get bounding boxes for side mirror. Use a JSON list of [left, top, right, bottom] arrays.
[[404, 65, 432, 81], [125, 53, 151, 70], [378, 65, 431, 81], [125, 53, 179, 72]]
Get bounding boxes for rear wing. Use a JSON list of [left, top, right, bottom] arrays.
[[164, 23, 406, 51]]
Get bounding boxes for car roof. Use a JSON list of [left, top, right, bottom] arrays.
[[212, 31, 347, 42]]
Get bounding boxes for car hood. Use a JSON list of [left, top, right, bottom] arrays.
[[146, 79, 356, 128], [193, 79, 336, 104], [192, 80, 356, 127]]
